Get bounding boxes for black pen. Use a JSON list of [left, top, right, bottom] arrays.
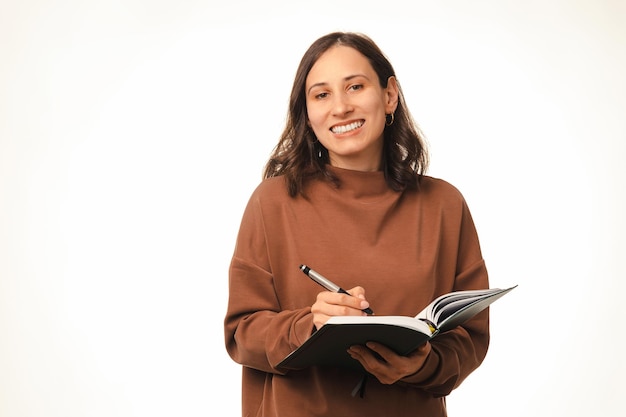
[[299, 264, 374, 315]]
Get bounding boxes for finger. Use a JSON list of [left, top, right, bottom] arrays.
[[347, 346, 397, 385], [366, 341, 431, 379], [345, 286, 366, 299], [364, 342, 396, 362], [315, 291, 369, 315]]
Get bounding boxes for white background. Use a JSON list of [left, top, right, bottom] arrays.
[[1, 1, 624, 416]]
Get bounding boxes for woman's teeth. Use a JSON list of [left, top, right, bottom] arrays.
[[331, 121, 363, 134]]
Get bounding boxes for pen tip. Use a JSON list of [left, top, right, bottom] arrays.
[[299, 264, 305, 270]]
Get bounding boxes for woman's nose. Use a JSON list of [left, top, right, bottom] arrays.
[[331, 93, 353, 116]]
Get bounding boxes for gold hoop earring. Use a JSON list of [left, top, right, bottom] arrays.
[[385, 112, 395, 126]]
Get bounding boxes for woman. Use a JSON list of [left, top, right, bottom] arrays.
[[224, 32, 490, 417]]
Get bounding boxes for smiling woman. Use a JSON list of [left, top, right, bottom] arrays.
[[224, 32, 491, 417], [304, 45, 398, 171], [264, 32, 429, 198]]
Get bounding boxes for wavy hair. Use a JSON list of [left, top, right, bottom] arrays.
[[263, 32, 429, 197]]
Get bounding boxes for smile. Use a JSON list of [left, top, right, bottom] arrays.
[[330, 120, 364, 134]]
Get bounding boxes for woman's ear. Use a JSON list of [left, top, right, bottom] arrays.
[[384, 76, 400, 113]]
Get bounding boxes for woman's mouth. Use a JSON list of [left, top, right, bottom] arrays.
[[330, 120, 364, 134]]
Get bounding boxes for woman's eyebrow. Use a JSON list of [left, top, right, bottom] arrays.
[[306, 74, 371, 95]]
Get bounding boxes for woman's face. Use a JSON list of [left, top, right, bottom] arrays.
[[305, 45, 398, 171]]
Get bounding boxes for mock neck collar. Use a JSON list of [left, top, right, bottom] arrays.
[[326, 165, 392, 200]]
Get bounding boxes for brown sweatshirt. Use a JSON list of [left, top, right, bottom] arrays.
[[224, 166, 490, 417]]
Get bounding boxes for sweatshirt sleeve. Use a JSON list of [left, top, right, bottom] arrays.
[[400, 197, 490, 397], [224, 188, 315, 374]]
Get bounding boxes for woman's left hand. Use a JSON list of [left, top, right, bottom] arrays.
[[347, 341, 432, 384]]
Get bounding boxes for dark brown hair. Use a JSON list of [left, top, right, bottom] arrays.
[[263, 32, 429, 197]]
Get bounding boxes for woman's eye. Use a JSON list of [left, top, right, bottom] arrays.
[[349, 84, 363, 91], [315, 92, 329, 99]]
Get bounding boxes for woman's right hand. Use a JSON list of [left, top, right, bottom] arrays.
[[310, 286, 371, 330]]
